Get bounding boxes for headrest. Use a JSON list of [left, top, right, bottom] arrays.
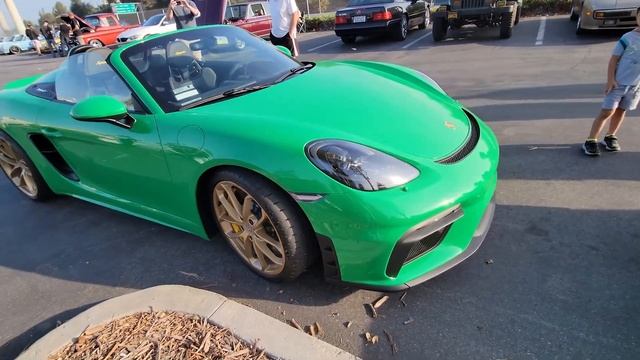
[[166, 40, 193, 67]]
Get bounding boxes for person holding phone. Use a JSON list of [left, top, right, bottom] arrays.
[[167, 0, 200, 29]]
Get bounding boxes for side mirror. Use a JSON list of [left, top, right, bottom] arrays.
[[70, 96, 135, 129], [275, 45, 292, 57]]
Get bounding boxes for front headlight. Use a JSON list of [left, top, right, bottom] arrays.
[[306, 140, 419, 191], [128, 34, 141, 40]]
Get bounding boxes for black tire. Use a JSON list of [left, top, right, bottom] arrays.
[[393, 14, 409, 41], [207, 168, 316, 281], [576, 14, 586, 35], [514, 6, 521, 25], [432, 16, 447, 42], [9, 46, 20, 55], [0, 131, 53, 201], [341, 35, 356, 44], [499, 11, 514, 39], [570, 7, 579, 21], [418, 11, 429, 30]]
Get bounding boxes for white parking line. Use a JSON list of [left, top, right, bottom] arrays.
[[535, 16, 547, 46], [402, 32, 432, 49], [307, 39, 342, 52]]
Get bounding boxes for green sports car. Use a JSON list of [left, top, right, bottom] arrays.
[[0, 25, 498, 290]]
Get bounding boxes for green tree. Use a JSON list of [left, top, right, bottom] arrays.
[[38, 10, 57, 25], [70, 0, 96, 17], [52, 1, 69, 17]]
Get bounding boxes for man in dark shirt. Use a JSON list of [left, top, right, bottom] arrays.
[[68, 13, 82, 38], [25, 24, 41, 56], [59, 21, 72, 56], [166, 0, 200, 29], [41, 21, 58, 57]]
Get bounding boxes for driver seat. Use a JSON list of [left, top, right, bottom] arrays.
[[166, 40, 216, 99]]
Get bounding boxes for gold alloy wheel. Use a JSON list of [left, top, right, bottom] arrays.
[[213, 181, 286, 275], [0, 139, 38, 197]]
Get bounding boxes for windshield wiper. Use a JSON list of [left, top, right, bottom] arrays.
[[181, 83, 270, 110], [274, 62, 315, 84]]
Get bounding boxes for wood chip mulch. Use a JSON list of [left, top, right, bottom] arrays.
[[48, 310, 270, 360]]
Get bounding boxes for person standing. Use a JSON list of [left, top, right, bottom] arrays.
[[25, 24, 41, 56], [268, 0, 301, 57], [167, 0, 200, 29], [41, 21, 58, 58], [583, 13, 640, 156], [59, 20, 72, 55], [68, 13, 82, 39]]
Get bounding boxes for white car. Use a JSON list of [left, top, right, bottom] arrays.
[[116, 14, 176, 43]]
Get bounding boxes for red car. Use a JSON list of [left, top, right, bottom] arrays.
[[224, 1, 272, 38], [61, 13, 137, 47]]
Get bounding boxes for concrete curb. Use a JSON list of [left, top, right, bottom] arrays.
[[16, 285, 358, 360]]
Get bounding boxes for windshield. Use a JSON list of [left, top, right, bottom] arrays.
[[11, 35, 22, 41], [143, 14, 164, 26], [121, 26, 301, 113], [225, 5, 248, 20], [346, 0, 393, 6]]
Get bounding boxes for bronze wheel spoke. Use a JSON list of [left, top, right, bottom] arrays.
[[221, 183, 243, 219], [216, 188, 242, 223], [241, 195, 254, 220], [253, 236, 284, 267], [254, 227, 284, 253], [0, 151, 17, 168], [9, 165, 22, 183], [252, 240, 270, 270]]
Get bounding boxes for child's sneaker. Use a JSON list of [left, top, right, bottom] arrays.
[[601, 134, 621, 151], [583, 139, 600, 156]]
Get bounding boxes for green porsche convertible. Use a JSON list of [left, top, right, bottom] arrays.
[[0, 25, 498, 290]]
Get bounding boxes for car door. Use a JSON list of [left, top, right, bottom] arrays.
[[32, 48, 174, 212], [405, 0, 426, 27]]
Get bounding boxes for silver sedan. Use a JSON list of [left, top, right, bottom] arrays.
[[571, 0, 639, 34]]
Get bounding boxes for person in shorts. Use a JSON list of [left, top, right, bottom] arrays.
[[583, 13, 640, 156], [25, 24, 41, 56], [268, 0, 301, 56]]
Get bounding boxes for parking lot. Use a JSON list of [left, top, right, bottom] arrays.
[[1, 15, 639, 359]]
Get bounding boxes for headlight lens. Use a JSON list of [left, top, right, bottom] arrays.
[[306, 140, 419, 191], [129, 34, 141, 40]]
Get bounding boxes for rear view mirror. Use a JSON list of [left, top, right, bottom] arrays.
[[70, 96, 135, 129], [275, 45, 292, 57]]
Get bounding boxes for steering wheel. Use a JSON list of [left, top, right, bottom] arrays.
[[228, 63, 248, 81], [189, 60, 203, 78]]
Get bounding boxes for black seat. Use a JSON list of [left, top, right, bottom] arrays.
[[166, 40, 216, 98]]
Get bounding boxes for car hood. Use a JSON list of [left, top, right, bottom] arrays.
[[588, 0, 634, 9], [119, 26, 157, 38], [189, 61, 473, 162]]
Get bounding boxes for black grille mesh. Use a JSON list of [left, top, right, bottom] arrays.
[[404, 225, 451, 263], [436, 109, 480, 165], [460, 0, 485, 9]]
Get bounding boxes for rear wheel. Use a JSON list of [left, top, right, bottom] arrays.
[[499, 11, 514, 39], [341, 35, 356, 44], [393, 14, 409, 41], [432, 16, 447, 42], [0, 131, 53, 201], [9, 46, 20, 55], [208, 169, 316, 281]]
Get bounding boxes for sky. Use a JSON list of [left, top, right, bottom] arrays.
[[0, 0, 105, 28]]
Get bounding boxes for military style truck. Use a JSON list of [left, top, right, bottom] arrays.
[[430, 0, 522, 41]]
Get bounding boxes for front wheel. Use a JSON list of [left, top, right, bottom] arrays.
[[393, 14, 409, 41], [0, 131, 53, 201], [499, 11, 514, 39], [9, 46, 20, 55], [208, 169, 316, 281], [432, 16, 447, 42], [88, 39, 103, 47]]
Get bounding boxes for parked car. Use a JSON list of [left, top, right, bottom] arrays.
[[60, 12, 138, 47], [117, 14, 177, 43], [572, 0, 639, 34], [224, 1, 272, 38], [334, 0, 430, 44], [0, 25, 498, 290], [0, 34, 33, 55], [431, 0, 521, 41]]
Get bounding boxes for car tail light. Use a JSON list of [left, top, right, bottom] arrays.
[[372, 11, 393, 21], [335, 15, 348, 24]]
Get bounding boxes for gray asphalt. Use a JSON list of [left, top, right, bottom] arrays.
[[1, 16, 639, 360]]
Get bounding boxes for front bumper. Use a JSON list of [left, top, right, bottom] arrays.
[[299, 114, 499, 291], [580, 8, 639, 30], [432, 5, 514, 19], [335, 19, 400, 37]]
